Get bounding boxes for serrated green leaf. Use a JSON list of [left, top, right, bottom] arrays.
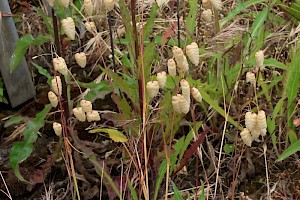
[[4, 116, 25, 128], [89, 128, 127, 142], [10, 34, 52, 73], [32, 63, 53, 85], [9, 104, 52, 182]]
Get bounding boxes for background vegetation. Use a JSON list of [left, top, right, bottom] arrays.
[[1, 0, 300, 199]]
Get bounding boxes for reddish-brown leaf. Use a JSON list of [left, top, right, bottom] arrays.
[[171, 129, 209, 178]]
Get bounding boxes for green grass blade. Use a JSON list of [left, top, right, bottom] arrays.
[[9, 104, 52, 182], [198, 182, 205, 200], [244, 7, 268, 55], [128, 179, 138, 200], [142, 3, 158, 40], [198, 88, 242, 130], [277, 1, 300, 21], [264, 58, 288, 70], [153, 159, 167, 200], [277, 140, 300, 161], [171, 180, 183, 200], [285, 48, 300, 127], [220, 0, 268, 27], [186, 0, 198, 43]]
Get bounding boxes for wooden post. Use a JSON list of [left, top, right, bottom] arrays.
[[0, 0, 35, 108]]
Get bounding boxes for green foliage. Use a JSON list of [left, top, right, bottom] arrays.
[[171, 180, 183, 200], [4, 116, 25, 128], [89, 128, 128, 142], [285, 46, 300, 127], [220, 0, 268, 27], [278, 140, 300, 161], [198, 182, 205, 200], [224, 144, 234, 154], [186, 0, 198, 44], [142, 3, 159, 41], [32, 63, 53, 85], [10, 34, 52, 73], [276, 0, 300, 22], [243, 7, 268, 56], [153, 159, 167, 200], [9, 104, 52, 182], [105, 69, 139, 109], [128, 179, 138, 200], [79, 81, 112, 102], [198, 87, 242, 130], [33, 7, 54, 35]]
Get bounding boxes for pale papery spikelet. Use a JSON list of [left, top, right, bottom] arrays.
[[84, 0, 93, 16], [255, 50, 264, 70], [202, 0, 211, 9], [75, 52, 87, 68], [73, 107, 86, 122], [51, 76, 62, 96], [246, 71, 256, 85], [157, 71, 167, 88], [53, 57, 68, 75], [245, 111, 257, 132], [202, 9, 212, 23], [179, 95, 190, 114], [186, 42, 200, 66], [172, 95, 182, 114], [46, 0, 55, 7], [240, 128, 252, 147], [234, 81, 239, 92], [146, 81, 160, 99], [103, 0, 115, 11], [210, 0, 222, 10], [257, 110, 267, 136], [177, 55, 189, 73], [53, 122, 62, 137], [85, 21, 97, 33], [57, 0, 69, 7], [80, 100, 93, 113], [168, 59, 177, 77], [251, 129, 261, 141], [191, 87, 202, 103], [86, 110, 101, 122], [172, 46, 184, 65], [180, 79, 190, 102], [61, 17, 75, 40], [48, 91, 58, 107]]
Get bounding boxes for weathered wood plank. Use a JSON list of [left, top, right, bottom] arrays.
[[0, 0, 35, 108]]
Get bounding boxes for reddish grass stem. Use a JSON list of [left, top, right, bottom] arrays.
[[176, 0, 181, 47]]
